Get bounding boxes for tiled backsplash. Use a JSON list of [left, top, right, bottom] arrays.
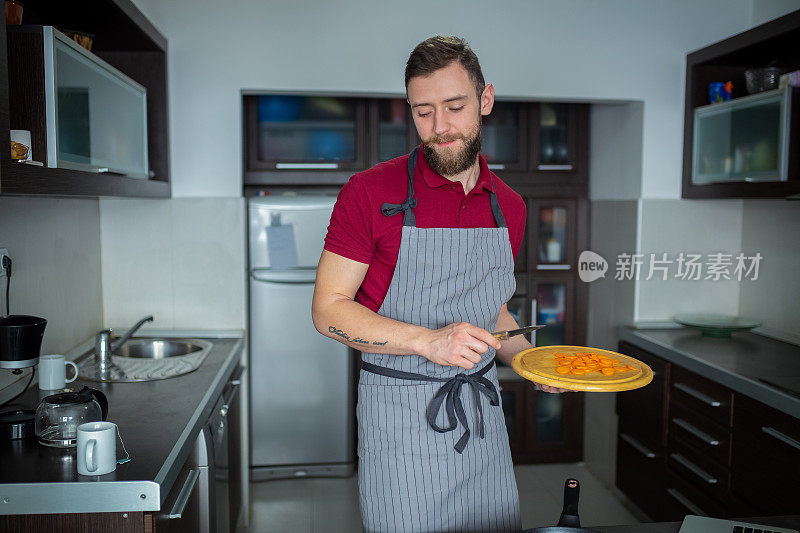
[[740, 200, 800, 338], [0, 197, 103, 394], [99, 198, 246, 331], [636, 198, 744, 321]]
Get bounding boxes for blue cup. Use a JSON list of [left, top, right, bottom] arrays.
[[708, 82, 732, 104]]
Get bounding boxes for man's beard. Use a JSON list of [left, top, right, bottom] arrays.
[[422, 119, 482, 177]]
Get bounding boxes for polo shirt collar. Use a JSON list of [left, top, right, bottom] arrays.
[[416, 144, 494, 194]]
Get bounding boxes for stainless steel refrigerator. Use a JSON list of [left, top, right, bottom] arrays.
[[248, 194, 354, 480]]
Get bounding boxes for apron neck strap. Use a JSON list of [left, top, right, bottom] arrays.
[[380, 146, 507, 229], [380, 146, 418, 226]]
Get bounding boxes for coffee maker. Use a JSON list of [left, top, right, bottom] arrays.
[[0, 315, 47, 371]]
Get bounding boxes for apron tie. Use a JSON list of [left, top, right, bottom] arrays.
[[361, 359, 499, 454], [380, 197, 418, 218], [426, 370, 499, 454]]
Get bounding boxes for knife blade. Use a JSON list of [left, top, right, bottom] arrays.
[[492, 325, 546, 340]]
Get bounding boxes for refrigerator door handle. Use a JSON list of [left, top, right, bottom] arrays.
[[250, 268, 317, 284]]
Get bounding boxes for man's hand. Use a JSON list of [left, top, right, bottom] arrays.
[[420, 322, 502, 370], [536, 383, 571, 393]]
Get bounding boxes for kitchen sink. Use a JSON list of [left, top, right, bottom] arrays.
[[78, 337, 213, 382], [113, 339, 205, 359]]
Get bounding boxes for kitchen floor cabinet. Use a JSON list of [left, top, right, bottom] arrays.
[[615, 341, 800, 521], [497, 371, 584, 463]]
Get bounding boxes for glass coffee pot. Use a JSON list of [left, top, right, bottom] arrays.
[[35, 386, 108, 447]]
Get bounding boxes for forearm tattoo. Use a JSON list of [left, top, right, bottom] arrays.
[[328, 326, 388, 346]]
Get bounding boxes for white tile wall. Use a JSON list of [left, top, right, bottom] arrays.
[[739, 200, 800, 337], [0, 197, 102, 394], [636, 198, 744, 321], [99, 198, 246, 331]]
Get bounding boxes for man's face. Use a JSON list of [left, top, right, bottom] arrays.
[[407, 61, 494, 177]]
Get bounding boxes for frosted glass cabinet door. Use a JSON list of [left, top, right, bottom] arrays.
[[692, 87, 792, 184], [47, 28, 148, 178]]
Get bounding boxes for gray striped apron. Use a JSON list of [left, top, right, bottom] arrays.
[[357, 147, 521, 533]]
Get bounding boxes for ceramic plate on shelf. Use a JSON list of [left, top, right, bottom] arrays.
[[511, 345, 654, 392], [673, 313, 761, 337]]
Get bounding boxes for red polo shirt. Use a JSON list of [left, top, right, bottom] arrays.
[[324, 147, 526, 312]]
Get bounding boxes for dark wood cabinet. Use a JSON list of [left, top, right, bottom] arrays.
[[616, 339, 800, 521], [529, 103, 587, 182], [0, 0, 171, 198], [615, 341, 671, 521], [497, 372, 584, 463], [731, 394, 800, 514], [682, 9, 800, 199]]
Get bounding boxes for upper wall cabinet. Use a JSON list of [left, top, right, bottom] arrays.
[[243, 94, 589, 192], [0, 0, 169, 198], [682, 9, 800, 199]]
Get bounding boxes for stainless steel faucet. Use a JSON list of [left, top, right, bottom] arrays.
[[94, 315, 154, 381]]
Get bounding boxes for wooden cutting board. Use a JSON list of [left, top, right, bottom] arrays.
[[511, 345, 654, 392]]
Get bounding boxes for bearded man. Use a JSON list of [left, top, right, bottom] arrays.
[[313, 35, 563, 532]]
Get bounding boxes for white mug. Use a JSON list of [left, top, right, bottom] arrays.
[[38, 354, 78, 390], [77, 421, 117, 476]]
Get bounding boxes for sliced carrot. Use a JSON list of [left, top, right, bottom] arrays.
[[556, 366, 570, 374], [570, 368, 586, 375], [601, 367, 615, 376]]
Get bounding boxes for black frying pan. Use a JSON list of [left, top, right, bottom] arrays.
[[521, 478, 598, 533]]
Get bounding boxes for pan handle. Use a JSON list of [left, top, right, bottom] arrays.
[[556, 478, 581, 528]]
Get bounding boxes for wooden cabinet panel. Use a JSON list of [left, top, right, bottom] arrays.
[[671, 365, 732, 430], [731, 394, 800, 514], [616, 431, 668, 521], [662, 470, 728, 520], [0, 512, 145, 533], [668, 435, 729, 504], [498, 379, 583, 464], [617, 342, 669, 448], [669, 401, 730, 468]]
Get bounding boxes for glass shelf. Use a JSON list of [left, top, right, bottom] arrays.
[[692, 87, 791, 184]]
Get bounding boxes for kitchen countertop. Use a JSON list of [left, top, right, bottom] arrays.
[[617, 326, 800, 419], [0, 332, 243, 515]]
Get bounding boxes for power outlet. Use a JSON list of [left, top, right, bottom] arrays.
[[0, 248, 8, 277]]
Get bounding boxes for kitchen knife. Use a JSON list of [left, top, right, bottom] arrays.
[[492, 325, 545, 340]]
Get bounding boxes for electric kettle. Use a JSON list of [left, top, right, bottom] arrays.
[[34, 386, 108, 447]]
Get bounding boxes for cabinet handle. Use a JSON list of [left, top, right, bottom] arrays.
[[670, 453, 717, 484], [666, 488, 708, 517], [487, 163, 506, 170], [673, 418, 719, 446], [673, 383, 721, 407], [537, 164, 573, 171], [166, 469, 200, 519], [620, 433, 656, 459], [761, 426, 800, 452], [275, 162, 338, 169]]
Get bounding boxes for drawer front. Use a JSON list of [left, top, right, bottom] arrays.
[[669, 401, 730, 467], [671, 365, 732, 430], [617, 342, 669, 447], [731, 394, 800, 514], [662, 470, 728, 520], [668, 436, 729, 504], [616, 432, 668, 521]]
